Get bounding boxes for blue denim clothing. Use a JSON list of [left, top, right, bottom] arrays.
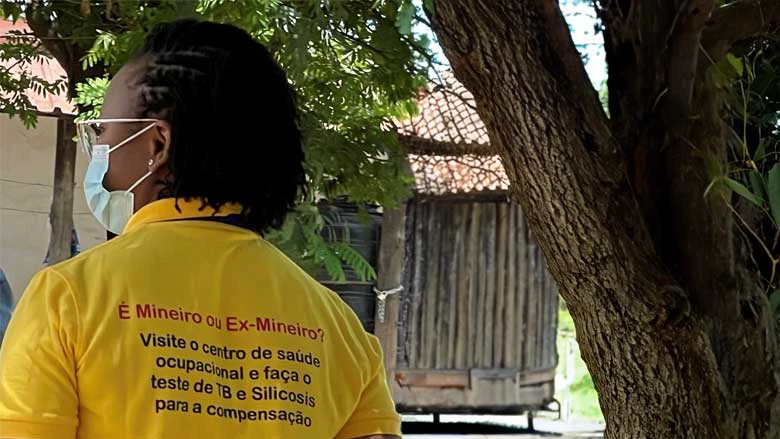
[[0, 269, 14, 347], [43, 223, 80, 265]]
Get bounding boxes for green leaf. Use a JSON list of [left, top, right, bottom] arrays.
[[423, 0, 434, 13], [770, 289, 780, 317], [332, 242, 377, 281], [396, 0, 415, 36], [769, 164, 780, 225], [755, 138, 768, 161], [317, 243, 347, 282], [712, 53, 745, 89], [749, 171, 768, 203], [725, 177, 763, 207], [726, 53, 744, 77]]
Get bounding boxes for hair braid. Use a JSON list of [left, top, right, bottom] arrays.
[[132, 19, 306, 234]]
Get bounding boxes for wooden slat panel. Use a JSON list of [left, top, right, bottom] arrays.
[[418, 206, 429, 369], [538, 251, 546, 370], [516, 205, 528, 369], [535, 249, 544, 370], [394, 382, 554, 411], [397, 200, 416, 368], [474, 203, 486, 367], [393, 198, 564, 412], [467, 205, 481, 366], [400, 199, 559, 374], [422, 202, 441, 369], [396, 370, 470, 388], [546, 267, 557, 369], [524, 227, 538, 370], [455, 203, 471, 369], [515, 367, 557, 386], [547, 272, 559, 368], [446, 204, 461, 368], [482, 202, 497, 367], [495, 202, 508, 367], [398, 205, 410, 367], [549, 264, 555, 369], [408, 201, 427, 368], [504, 204, 517, 368], [537, 251, 552, 368], [435, 206, 452, 368], [395, 367, 557, 389], [516, 382, 554, 405]]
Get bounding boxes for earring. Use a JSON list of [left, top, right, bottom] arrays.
[[148, 158, 154, 167]]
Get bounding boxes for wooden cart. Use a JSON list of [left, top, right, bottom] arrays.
[[375, 193, 558, 416]]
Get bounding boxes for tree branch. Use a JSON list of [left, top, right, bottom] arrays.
[[701, 0, 780, 63], [0, 42, 42, 75], [665, 0, 714, 136], [23, 0, 106, 98]]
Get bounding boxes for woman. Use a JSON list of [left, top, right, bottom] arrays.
[[0, 20, 400, 439]]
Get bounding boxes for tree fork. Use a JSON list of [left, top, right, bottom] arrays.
[[429, 0, 778, 437]]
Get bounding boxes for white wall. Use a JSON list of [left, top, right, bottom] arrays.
[[0, 115, 104, 302]]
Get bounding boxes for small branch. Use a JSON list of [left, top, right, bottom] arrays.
[[724, 195, 776, 267], [414, 14, 431, 27], [0, 43, 41, 74], [25, 1, 72, 74], [701, 0, 780, 63], [334, 29, 386, 57]]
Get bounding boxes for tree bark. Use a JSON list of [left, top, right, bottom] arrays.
[[46, 115, 77, 265], [429, 0, 780, 437]]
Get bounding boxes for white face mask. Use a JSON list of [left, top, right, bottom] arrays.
[[78, 120, 159, 235]]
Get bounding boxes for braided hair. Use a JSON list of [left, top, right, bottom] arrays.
[[132, 20, 305, 234]]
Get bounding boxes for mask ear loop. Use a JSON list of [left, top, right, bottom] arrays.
[[114, 122, 159, 193], [107, 122, 158, 154], [127, 170, 153, 193]]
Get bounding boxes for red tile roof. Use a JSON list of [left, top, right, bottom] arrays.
[[0, 19, 73, 114], [397, 71, 490, 147], [409, 153, 510, 195], [400, 72, 509, 195]]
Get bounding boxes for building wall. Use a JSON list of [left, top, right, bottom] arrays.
[[0, 115, 104, 302]]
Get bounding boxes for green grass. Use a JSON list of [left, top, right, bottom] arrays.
[[555, 304, 604, 422]]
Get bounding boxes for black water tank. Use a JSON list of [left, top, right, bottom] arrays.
[[317, 201, 382, 333]]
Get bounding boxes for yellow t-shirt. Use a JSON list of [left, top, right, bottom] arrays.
[[0, 199, 400, 439]]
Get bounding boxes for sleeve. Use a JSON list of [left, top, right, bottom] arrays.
[[0, 269, 80, 439], [334, 335, 401, 439]]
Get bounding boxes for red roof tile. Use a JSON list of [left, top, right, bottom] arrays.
[[0, 19, 73, 114], [409, 153, 510, 195], [400, 72, 509, 195], [397, 71, 490, 147]]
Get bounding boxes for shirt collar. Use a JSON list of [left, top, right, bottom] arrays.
[[124, 198, 244, 234]]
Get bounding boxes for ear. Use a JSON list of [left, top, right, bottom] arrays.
[[148, 120, 172, 173]]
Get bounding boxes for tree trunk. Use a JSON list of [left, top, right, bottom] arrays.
[[46, 115, 76, 265], [26, 4, 107, 263], [429, 1, 780, 438]]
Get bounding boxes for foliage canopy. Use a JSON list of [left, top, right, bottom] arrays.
[[0, 0, 434, 280]]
